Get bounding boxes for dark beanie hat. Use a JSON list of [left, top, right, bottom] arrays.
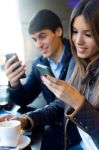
[[28, 9, 63, 34]]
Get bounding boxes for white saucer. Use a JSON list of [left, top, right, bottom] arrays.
[[0, 135, 31, 150], [17, 135, 31, 149]]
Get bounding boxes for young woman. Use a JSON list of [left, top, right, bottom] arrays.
[[41, 0, 99, 149], [0, 0, 99, 149]]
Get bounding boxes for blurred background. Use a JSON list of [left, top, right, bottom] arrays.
[[0, 0, 80, 85]]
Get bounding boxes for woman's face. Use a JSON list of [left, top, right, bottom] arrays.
[[72, 15, 98, 60]]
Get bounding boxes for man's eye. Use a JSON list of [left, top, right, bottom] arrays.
[[40, 35, 46, 39], [32, 38, 37, 42], [39, 33, 47, 39]]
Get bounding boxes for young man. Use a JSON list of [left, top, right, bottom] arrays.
[[5, 9, 72, 150]]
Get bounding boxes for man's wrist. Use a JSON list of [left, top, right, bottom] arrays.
[[22, 114, 34, 131]]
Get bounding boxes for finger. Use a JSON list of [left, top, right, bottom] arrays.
[[41, 75, 58, 86], [5, 55, 17, 69], [6, 61, 22, 76], [0, 115, 13, 122], [11, 116, 21, 121], [43, 79, 59, 94], [42, 78, 60, 94], [45, 74, 58, 83], [8, 66, 25, 81]]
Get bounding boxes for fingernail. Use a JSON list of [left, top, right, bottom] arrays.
[[44, 74, 47, 77]]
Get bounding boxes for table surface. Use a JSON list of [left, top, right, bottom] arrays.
[[23, 128, 42, 150], [0, 108, 42, 150]]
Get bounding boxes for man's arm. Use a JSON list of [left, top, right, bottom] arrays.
[[8, 63, 41, 106], [27, 100, 65, 127]]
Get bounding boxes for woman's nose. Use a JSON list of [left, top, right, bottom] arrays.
[[76, 34, 84, 45]]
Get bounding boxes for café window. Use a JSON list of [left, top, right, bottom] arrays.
[[0, 0, 24, 85]]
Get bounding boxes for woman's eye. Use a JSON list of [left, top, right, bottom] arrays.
[[72, 29, 78, 34], [85, 32, 92, 37]]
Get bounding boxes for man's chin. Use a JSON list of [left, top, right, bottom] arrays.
[[42, 54, 50, 58]]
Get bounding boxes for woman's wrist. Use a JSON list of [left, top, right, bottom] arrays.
[[74, 95, 85, 110]]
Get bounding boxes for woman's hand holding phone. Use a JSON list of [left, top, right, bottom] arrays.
[[36, 64, 54, 76], [5, 53, 26, 87]]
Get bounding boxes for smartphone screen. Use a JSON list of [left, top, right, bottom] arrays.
[[36, 64, 53, 76], [5, 53, 26, 78]]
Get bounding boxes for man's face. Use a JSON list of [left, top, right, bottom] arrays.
[[31, 28, 63, 61]]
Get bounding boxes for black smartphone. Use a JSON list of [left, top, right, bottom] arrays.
[[36, 64, 53, 76], [5, 53, 26, 78]]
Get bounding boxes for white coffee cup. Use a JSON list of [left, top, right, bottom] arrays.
[[0, 120, 21, 147]]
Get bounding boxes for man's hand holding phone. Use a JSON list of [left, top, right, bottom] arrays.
[[5, 53, 26, 87]]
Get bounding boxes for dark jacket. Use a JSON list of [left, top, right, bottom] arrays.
[[9, 38, 71, 127], [65, 57, 99, 149]]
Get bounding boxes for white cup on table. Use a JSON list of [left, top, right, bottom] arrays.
[[0, 120, 21, 147]]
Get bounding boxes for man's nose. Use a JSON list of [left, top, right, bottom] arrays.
[[36, 40, 43, 49]]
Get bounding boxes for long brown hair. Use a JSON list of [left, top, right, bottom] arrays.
[[69, 0, 99, 106], [69, 0, 99, 77]]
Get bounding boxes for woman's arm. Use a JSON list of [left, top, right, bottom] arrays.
[[41, 75, 84, 110], [41, 74, 99, 147]]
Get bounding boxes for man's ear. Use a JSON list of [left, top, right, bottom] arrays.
[[55, 27, 63, 37]]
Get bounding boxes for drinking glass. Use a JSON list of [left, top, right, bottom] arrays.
[[0, 85, 9, 110]]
